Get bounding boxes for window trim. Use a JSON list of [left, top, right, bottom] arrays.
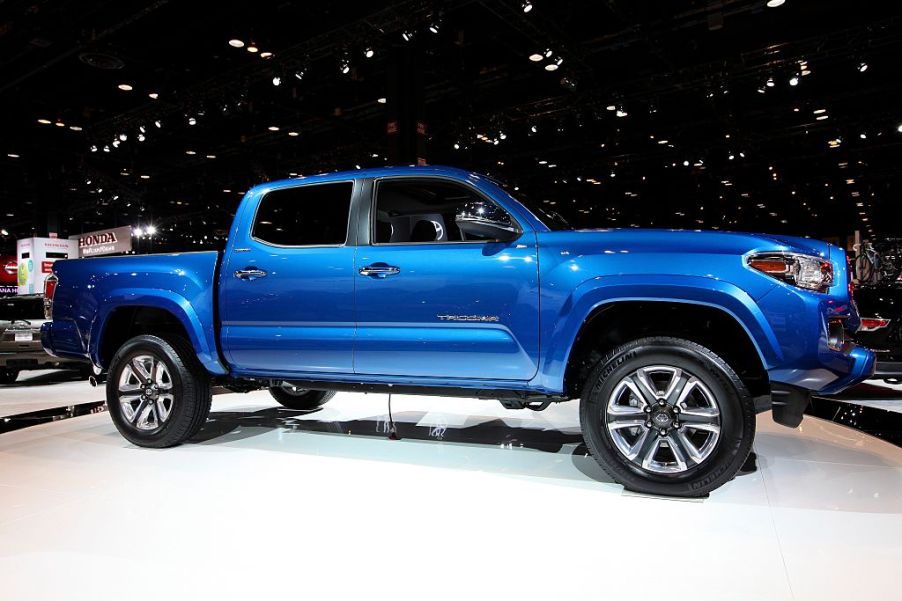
[[369, 176, 523, 247], [248, 179, 356, 249]]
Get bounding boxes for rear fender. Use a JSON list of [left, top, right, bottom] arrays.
[[92, 289, 227, 375]]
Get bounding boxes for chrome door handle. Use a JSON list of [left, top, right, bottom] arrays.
[[359, 264, 400, 277], [234, 267, 268, 280]]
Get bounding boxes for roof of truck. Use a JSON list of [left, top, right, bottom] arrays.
[[249, 164, 484, 194]]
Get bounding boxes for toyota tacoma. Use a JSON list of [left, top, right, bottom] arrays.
[[41, 165, 874, 496]]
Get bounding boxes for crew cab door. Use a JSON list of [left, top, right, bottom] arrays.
[[219, 180, 358, 376], [354, 177, 540, 380]]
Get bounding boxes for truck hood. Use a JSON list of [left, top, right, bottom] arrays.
[[558, 228, 833, 259]]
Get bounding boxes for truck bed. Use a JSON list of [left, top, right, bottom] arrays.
[[41, 251, 225, 375]]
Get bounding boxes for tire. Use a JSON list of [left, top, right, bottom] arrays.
[[269, 383, 335, 410], [0, 369, 19, 384], [579, 336, 755, 497], [106, 334, 212, 448]]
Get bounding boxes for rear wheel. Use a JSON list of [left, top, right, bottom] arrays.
[[269, 383, 335, 410], [0, 368, 18, 384], [106, 335, 211, 448], [580, 336, 755, 497]]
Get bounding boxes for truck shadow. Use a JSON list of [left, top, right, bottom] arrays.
[[191, 406, 617, 486]]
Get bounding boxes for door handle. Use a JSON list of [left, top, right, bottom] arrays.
[[234, 267, 268, 280], [359, 264, 400, 278]]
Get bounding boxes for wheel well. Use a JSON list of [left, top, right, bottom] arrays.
[[564, 301, 769, 398], [99, 306, 190, 368]]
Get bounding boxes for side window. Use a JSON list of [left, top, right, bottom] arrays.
[[252, 181, 353, 246], [374, 179, 516, 244]]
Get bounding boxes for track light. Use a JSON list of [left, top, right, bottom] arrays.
[[616, 106, 628, 118], [340, 59, 350, 74], [522, 1, 533, 13], [246, 43, 258, 53], [544, 57, 563, 71], [401, 30, 413, 42], [272, 75, 281, 86], [154, 119, 162, 128], [119, 133, 127, 141], [858, 61, 868, 72], [364, 47, 374, 58], [228, 39, 244, 48], [90, 145, 98, 152], [789, 75, 799, 86], [766, 76, 775, 87], [188, 116, 197, 126], [294, 68, 306, 80], [529, 52, 543, 62], [766, 0, 785, 7]]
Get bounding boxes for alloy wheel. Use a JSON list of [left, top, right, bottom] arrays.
[[117, 354, 175, 432]]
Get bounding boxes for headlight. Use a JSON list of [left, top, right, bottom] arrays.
[[747, 252, 833, 292]]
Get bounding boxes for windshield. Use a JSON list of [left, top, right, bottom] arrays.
[[0, 296, 44, 321], [488, 178, 572, 230]]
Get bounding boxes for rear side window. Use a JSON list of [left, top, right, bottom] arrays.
[[252, 181, 353, 246]]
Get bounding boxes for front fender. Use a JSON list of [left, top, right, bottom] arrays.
[[531, 274, 782, 392], [91, 289, 227, 375]]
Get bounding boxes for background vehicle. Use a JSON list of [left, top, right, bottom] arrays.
[[0, 294, 89, 383], [41, 165, 874, 497], [853, 285, 902, 381]]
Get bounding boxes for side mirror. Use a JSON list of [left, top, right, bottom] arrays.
[[455, 201, 521, 242]]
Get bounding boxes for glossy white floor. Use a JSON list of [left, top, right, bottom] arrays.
[[0, 373, 900, 601]]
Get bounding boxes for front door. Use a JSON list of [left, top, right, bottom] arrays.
[[220, 180, 357, 376], [354, 177, 540, 381]]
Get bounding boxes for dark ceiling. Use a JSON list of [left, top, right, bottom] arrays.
[[1, 0, 901, 253]]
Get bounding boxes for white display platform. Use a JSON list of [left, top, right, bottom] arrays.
[[0, 385, 899, 601]]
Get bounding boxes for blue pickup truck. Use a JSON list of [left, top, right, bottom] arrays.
[[41, 165, 874, 496]]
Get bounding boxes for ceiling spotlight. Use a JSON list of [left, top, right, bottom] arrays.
[[118, 133, 127, 141], [259, 51, 273, 59], [522, 1, 533, 13], [137, 133, 145, 142], [529, 52, 544, 62], [766, 0, 785, 7], [606, 104, 616, 111], [858, 61, 868, 72], [757, 86, 766, 94], [615, 107, 628, 118], [530, 124, 538, 133], [206, 154, 216, 159], [188, 116, 197, 125], [54, 120, 65, 127], [268, 125, 280, 131], [789, 75, 799, 86], [364, 47, 374, 58], [7, 153, 20, 158], [118, 83, 133, 91], [90, 145, 98, 152], [544, 57, 562, 71], [154, 119, 162, 128], [139, 125, 146, 133], [428, 20, 440, 34], [112, 140, 120, 148], [272, 75, 281, 86], [37, 118, 52, 125], [229, 39, 245, 48], [401, 30, 413, 42], [377, 97, 387, 104], [148, 92, 159, 100], [813, 108, 827, 114], [293, 68, 306, 80], [246, 43, 258, 53], [69, 125, 83, 131], [896, 123, 902, 133], [185, 150, 196, 155], [340, 60, 350, 75], [287, 131, 299, 137], [103, 145, 110, 152], [146, 225, 157, 235], [139, 174, 150, 179], [765, 76, 775, 87]]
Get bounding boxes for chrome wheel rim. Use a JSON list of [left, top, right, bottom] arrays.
[[605, 365, 721, 474], [279, 382, 308, 396], [117, 354, 174, 431]]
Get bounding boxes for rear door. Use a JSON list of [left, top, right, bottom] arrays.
[[354, 177, 540, 381], [220, 180, 357, 376]]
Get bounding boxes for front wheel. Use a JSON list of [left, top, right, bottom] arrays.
[[269, 383, 335, 410], [106, 335, 212, 448], [580, 337, 755, 497]]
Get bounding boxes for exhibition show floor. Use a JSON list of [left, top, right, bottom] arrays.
[[1, 372, 901, 601]]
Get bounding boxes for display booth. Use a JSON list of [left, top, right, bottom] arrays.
[[15, 237, 78, 296]]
